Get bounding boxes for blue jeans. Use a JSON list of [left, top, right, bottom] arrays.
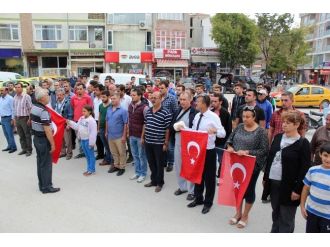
[[130, 136, 148, 177], [1, 116, 16, 150], [81, 139, 96, 173], [166, 136, 175, 166], [99, 128, 113, 164]]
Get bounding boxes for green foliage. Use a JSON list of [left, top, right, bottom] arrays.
[[211, 13, 259, 70]]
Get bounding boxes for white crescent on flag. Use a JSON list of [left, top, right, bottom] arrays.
[[187, 141, 200, 158], [51, 121, 58, 136], [230, 162, 247, 182]]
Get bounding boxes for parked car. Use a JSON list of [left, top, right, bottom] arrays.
[[0, 71, 23, 82], [275, 84, 330, 108]]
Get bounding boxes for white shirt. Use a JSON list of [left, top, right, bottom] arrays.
[[192, 110, 226, 149], [120, 94, 132, 111], [93, 96, 102, 121]]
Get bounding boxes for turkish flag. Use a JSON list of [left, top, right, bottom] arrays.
[[218, 150, 256, 209], [45, 106, 66, 164], [180, 129, 208, 184]]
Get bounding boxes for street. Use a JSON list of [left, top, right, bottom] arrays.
[[0, 93, 315, 233]]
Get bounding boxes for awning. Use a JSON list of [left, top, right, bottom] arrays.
[[191, 55, 220, 63], [320, 70, 330, 75], [0, 48, 21, 58], [156, 59, 188, 68]]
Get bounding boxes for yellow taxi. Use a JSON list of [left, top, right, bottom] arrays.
[[275, 84, 330, 108]]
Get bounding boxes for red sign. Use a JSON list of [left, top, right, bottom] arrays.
[[104, 51, 119, 63], [105, 51, 154, 63], [163, 49, 182, 59], [180, 129, 208, 184]]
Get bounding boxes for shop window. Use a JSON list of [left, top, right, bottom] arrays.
[[0, 24, 19, 41], [69, 26, 88, 41], [42, 57, 67, 68], [35, 25, 61, 41]]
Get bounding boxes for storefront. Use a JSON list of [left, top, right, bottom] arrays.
[[104, 51, 153, 75], [70, 50, 105, 77], [0, 48, 23, 74], [190, 47, 220, 82], [153, 49, 190, 79]]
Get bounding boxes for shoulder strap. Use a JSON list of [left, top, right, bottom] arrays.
[[176, 107, 191, 122]]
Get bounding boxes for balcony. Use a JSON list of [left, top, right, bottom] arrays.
[[305, 33, 314, 40]]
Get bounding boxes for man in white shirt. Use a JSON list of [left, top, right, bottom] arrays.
[[118, 84, 132, 111], [187, 94, 226, 214], [93, 84, 105, 160]]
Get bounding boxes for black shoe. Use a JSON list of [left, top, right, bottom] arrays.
[[95, 155, 104, 160], [186, 194, 195, 201], [116, 169, 125, 176], [74, 153, 85, 159], [202, 205, 211, 214], [144, 182, 156, 187], [126, 156, 133, 163], [2, 148, 10, 151], [18, 150, 26, 155], [41, 187, 60, 194], [187, 200, 204, 208], [26, 152, 32, 157], [174, 188, 188, 196], [108, 167, 120, 173], [166, 164, 173, 172], [9, 149, 17, 153]]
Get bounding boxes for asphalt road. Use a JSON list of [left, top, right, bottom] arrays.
[[0, 94, 314, 233]]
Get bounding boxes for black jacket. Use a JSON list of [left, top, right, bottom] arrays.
[[263, 133, 311, 207], [211, 107, 232, 146], [169, 106, 198, 141]]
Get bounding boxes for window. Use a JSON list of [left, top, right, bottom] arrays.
[[157, 13, 183, 21], [190, 17, 193, 27], [42, 57, 67, 68], [190, 29, 193, 38], [69, 26, 87, 41], [312, 87, 324, 94], [155, 30, 186, 49], [296, 87, 310, 95], [94, 28, 103, 41], [146, 31, 152, 51], [107, 13, 146, 25], [35, 25, 61, 41], [107, 31, 113, 50], [0, 24, 19, 41]]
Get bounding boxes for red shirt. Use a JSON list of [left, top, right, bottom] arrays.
[[70, 93, 93, 121]]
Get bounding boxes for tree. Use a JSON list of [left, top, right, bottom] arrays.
[[256, 13, 310, 77], [211, 13, 259, 71]]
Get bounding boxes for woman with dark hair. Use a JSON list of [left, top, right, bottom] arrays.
[[263, 111, 311, 233], [226, 106, 269, 228]]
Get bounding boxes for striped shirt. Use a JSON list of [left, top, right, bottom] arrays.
[[144, 106, 171, 145], [303, 165, 330, 220], [30, 102, 51, 133], [13, 93, 32, 117]]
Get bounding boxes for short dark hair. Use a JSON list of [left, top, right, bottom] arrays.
[[131, 76, 136, 80], [320, 142, 330, 155], [246, 89, 257, 97], [94, 84, 105, 91], [281, 91, 294, 100], [14, 82, 23, 88], [197, 94, 211, 107], [76, 82, 86, 89], [212, 93, 224, 102], [263, 84, 271, 94], [7, 81, 14, 86], [234, 83, 244, 89], [118, 84, 125, 92], [177, 84, 185, 91], [131, 88, 143, 97], [101, 90, 110, 97], [159, 80, 169, 88], [195, 83, 204, 89], [89, 80, 98, 87]]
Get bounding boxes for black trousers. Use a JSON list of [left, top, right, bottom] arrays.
[[194, 149, 217, 207], [33, 135, 53, 191], [96, 121, 104, 158], [306, 211, 330, 233], [145, 143, 165, 186]]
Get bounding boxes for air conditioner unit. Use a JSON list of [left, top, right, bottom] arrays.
[[139, 21, 147, 29]]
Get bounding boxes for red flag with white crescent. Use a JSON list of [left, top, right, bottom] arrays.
[[218, 150, 256, 208], [180, 129, 208, 184], [45, 106, 66, 164]]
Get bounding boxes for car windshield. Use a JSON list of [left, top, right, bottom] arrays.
[[288, 86, 301, 94]]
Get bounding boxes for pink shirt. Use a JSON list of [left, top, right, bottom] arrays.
[[70, 93, 93, 122]]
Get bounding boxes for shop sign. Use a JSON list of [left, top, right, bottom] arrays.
[[72, 51, 104, 56], [191, 47, 220, 56], [163, 49, 182, 59], [119, 51, 141, 63]]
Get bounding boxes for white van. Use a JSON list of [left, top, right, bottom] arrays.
[[99, 73, 146, 86], [0, 71, 23, 82]]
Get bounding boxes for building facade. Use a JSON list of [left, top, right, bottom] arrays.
[[299, 13, 330, 84]]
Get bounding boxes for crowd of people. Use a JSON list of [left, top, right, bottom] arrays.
[[0, 75, 329, 233]]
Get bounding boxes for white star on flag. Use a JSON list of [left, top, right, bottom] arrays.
[[190, 158, 195, 165], [233, 181, 240, 189]]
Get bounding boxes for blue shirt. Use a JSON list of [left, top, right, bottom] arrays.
[[106, 105, 128, 140], [0, 94, 14, 119], [303, 165, 330, 220], [257, 99, 273, 129]]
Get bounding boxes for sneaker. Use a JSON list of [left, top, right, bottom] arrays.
[[137, 176, 146, 183], [130, 174, 139, 180], [85, 172, 94, 176], [74, 153, 85, 159], [66, 155, 72, 160], [126, 156, 134, 163]]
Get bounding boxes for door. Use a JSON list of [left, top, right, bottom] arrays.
[[311, 86, 325, 106], [294, 87, 310, 107]]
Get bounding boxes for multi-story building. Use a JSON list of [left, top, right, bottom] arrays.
[[0, 14, 24, 74], [299, 13, 330, 84], [104, 13, 154, 75]]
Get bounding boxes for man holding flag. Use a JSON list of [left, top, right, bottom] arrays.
[[30, 87, 61, 194], [183, 95, 226, 214]]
